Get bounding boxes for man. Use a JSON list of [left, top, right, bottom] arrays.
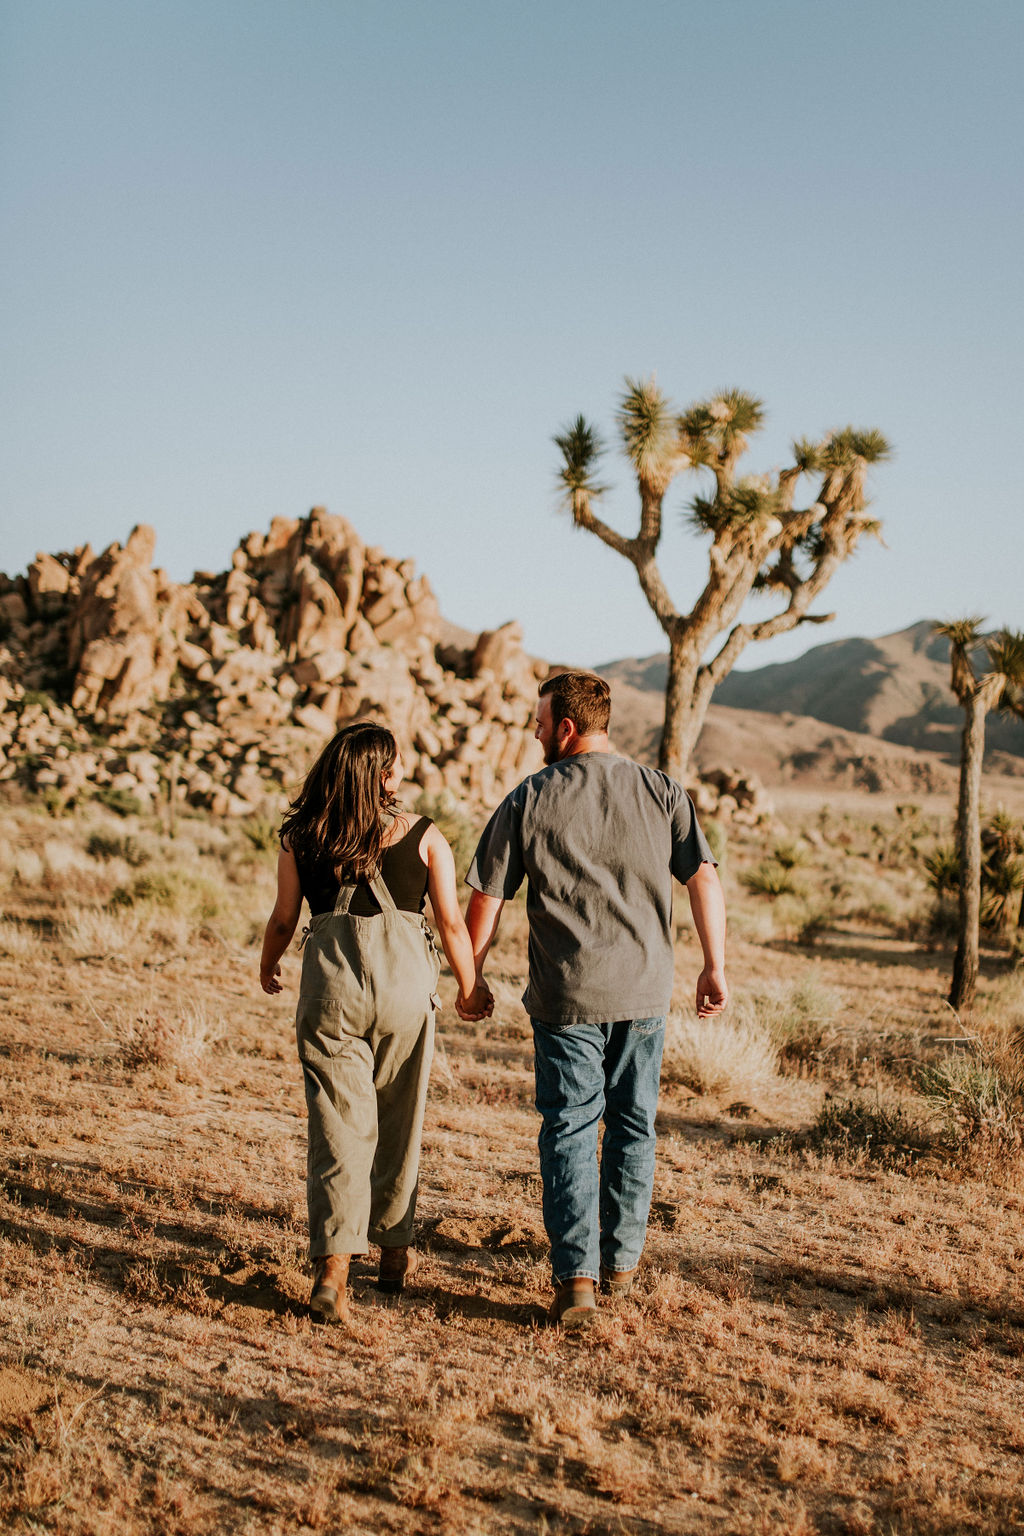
[[459, 671, 727, 1328]]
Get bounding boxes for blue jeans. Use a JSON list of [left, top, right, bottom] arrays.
[[531, 1017, 665, 1284]]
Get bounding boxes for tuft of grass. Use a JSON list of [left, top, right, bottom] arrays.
[[0, 915, 45, 960], [807, 1094, 935, 1168], [742, 859, 802, 898], [87, 830, 150, 867], [60, 906, 155, 961], [93, 785, 145, 818], [755, 975, 843, 1075], [109, 868, 226, 924], [919, 1048, 1024, 1154], [662, 1005, 779, 1099], [771, 838, 807, 871], [240, 815, 279, 852], [114, 1001, 226, 1079]]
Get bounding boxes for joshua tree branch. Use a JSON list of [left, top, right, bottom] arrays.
[[571, 498, 637, 561]]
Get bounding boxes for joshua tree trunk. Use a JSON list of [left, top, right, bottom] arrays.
[[950, 693, 986, 1013], [659, 639, 701, 780]]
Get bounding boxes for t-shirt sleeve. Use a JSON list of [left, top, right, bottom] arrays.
[[466, 793, 525, 899], [669, 788, 716, 884]]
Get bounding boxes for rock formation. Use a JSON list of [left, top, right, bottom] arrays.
[[0, 510, 547, 818]]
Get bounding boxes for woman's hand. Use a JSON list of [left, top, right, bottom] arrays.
[[260, 963, 283, 995], [259, 847, 302, 994]]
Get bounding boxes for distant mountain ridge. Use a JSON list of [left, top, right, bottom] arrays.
[[601, 621, 1024, 765]]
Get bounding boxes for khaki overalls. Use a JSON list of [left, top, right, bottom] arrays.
[[296, 858, 440, 1258]]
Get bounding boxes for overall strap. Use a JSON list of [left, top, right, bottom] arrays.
[[367, 871, 399, 913], [329, 876, 396, 915]]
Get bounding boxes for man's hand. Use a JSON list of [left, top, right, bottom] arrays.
[[695, 966, 728, 1018], [260, 963, 283, 995], [456, 981, 494, 1021]]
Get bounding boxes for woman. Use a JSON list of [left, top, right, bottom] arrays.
[[260, 720, 490, 1325]]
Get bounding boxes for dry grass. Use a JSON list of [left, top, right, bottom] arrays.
[[662, 1005, 779, 1099], [0, 789, 1023, 1534]]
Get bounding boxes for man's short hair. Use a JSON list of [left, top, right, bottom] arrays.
[[539, 671, 611, 737]]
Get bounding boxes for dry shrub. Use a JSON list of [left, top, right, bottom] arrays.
[[86, 830, 150, 866], [807, 1093, 935, 1168], [0, 915, 45, 959], [109, 867, 226, 923], [920, 1045, 1024, 1157], [662, 1004, 778, 1099], [60, 906, 148, 960], [114, 1000, 226, 1079], [754, 974, 843, 1075], [742, 859, 803, 898]]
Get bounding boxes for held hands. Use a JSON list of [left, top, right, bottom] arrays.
[[695, 966, 728, 1019], [455, 981, 494, 1022]]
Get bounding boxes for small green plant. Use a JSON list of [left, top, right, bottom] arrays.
[[770, 838, 806, 871], [924, 842, 959, 897], [742, 859, 801, 898], [241, 815, 280, 852], [94, 785, 145, 818], [109, 868, 225, 923], [87, 831, 149, 866]]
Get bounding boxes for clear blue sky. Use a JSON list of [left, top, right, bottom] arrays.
[[3, 0, 1021, 670]]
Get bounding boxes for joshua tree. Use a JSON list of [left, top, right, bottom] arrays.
[[935, 620, 1024, 1012], [555, 379, 890, 780]]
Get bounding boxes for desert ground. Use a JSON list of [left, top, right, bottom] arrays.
[[1, 778, 1023, 1535]]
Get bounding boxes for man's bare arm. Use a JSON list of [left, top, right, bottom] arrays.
[[685, 861, 728, 1017]]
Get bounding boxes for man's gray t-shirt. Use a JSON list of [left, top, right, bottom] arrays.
[[466, 752, 714, 1027]]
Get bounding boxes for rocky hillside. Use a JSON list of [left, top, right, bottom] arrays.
[[0, 511, 547, 818], [603, 621, 1024, 768], [605, 679, 962, 799]]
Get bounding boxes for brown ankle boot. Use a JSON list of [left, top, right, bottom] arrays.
[[548, 1278, 597, 1329], [377, 1246, 418, 1294], [310, 1254, 350, 1324], [600, 1265, 637, 1298]]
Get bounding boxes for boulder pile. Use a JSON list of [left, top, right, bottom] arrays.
[[0, 510, 547, 818]]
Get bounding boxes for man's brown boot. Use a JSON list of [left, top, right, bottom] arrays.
[[548, 1278, 597, 1329], [310, 1254, 350, 1324], [378, 1246, 418, 1294], [600, 1265, 637, 1299]]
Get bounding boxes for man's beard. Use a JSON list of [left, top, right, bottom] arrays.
[[543, 735, 566, 767]]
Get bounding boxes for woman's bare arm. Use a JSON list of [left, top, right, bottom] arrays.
[[260, 846, 303, 994], [424, 825, 492, 1017]]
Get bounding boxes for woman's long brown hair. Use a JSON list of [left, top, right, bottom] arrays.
[[281, 721, 399, 880]]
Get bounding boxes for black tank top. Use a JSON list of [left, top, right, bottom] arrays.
[[295, 816, 432, 917]]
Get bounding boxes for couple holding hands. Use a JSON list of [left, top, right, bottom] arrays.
[[260, 671, 727, 1329]]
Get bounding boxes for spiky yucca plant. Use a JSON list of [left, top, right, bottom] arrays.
[[555, 377, 890, 778]]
